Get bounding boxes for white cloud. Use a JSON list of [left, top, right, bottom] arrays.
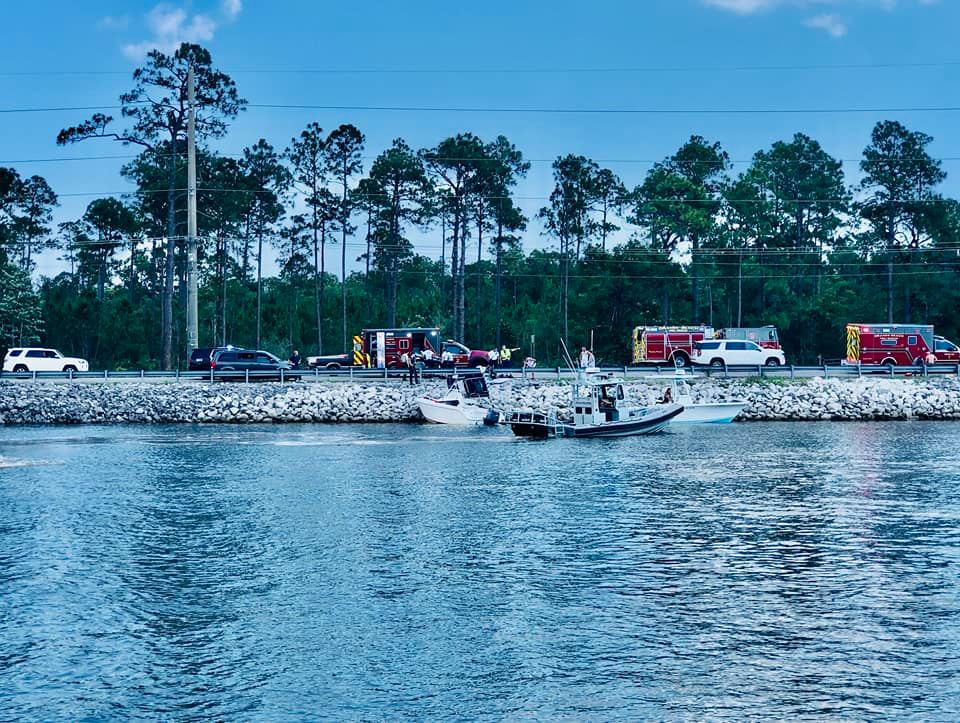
[[98, 15, 130, 30], [120, 2, 242, 60], [702, 0, 785, 13], [702, 0, 934, 14], [222, 0, 243, 21], [804, 12, 849, 35]]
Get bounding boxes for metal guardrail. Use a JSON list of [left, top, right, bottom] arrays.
[[2, 363, 960, 383]]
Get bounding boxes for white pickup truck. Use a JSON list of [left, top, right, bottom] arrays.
[[3, 347, 90, 373]]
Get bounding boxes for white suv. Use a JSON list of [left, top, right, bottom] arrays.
[[692, 340, 786, 368], [3, 348, 90, 373]]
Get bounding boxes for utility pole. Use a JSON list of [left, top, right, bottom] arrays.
[[186, 65, 199, 356]]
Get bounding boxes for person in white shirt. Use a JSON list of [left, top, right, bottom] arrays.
[[579, 346, 596, 368]]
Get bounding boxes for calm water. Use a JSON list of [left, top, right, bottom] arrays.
[[1, 422, 958, 720]]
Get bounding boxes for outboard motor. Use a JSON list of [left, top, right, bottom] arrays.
[[483, 408, 502, 426]]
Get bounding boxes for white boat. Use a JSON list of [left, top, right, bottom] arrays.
[[418, 374, 500, 425], [509, 373, 683, 438], [661, 370, 746, 424]]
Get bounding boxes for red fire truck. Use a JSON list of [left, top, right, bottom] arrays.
[[844, 323, 960, 366], [631, 325, 781, 367]]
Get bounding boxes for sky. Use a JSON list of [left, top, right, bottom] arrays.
[[1, 0, 957, 278]]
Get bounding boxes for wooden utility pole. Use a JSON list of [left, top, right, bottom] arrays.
[[186, 65, 199, 356]]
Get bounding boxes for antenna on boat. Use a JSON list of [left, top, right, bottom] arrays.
[[559, 339, 579, 377]]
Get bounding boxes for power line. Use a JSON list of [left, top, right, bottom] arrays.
[[3, 102, 960, 116], [0, 105, 125, 114], [247, 102, 960, 116], [48, 186, 959, 205], [2, 59, 959, 77], [5, 153, 960, 166]]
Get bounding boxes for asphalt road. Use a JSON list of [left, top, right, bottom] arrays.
[[2, 364, 958, 383]]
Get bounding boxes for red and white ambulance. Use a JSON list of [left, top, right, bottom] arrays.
[[844, 323, 960, 366]]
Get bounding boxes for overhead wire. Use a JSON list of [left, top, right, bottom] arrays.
[[4, 153, 960, 166], [1, 58, 959, 76], [2, 102, 960, 115]]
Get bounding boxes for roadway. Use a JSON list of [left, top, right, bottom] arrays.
[[2, 363, 959, 383]]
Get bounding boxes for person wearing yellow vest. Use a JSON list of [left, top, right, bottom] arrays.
[[500, 345, 518, 368]]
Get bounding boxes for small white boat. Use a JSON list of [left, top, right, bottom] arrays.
[[418, 374, 500, 425], [661, 371, 746, 424]]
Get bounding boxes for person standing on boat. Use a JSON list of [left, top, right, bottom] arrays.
[[579, 346, 596, 369]]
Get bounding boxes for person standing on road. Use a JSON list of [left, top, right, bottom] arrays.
[[579, 346, 596, 369], [289, 350, 301, 369], [400, 350, 417, 385]]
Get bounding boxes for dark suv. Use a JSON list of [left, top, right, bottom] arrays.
[[189, 347, 230, 371], [210, 348, 300, 381]]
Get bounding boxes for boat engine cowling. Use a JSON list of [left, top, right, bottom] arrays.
[[483, 409, 502, 426]]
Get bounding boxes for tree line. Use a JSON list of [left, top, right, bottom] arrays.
[[1, 43, 959, 368]]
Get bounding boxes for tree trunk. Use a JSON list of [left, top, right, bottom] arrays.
[[475, 205, 484, 347], [341, 165, 348, 353], [495, 216, 503, 349], [220, 235, 228, 346], [902, 252, 911, 322], [387, 266, 398, 327], [450, 202, 461, 339], [690, 236, 699, 324], [161, 161, 176, 370], [457, 215, 466, 342], [97, 251, 106, 302], [737, 250, 743, 327], [129, 238, 137, 304], [314, 219, 322, 355], [256, 225, 263, 349], [563, 257, 569, 344], [887, 258, 894, 324]]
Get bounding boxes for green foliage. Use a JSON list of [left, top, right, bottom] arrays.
[[0, 262, 43, 347]]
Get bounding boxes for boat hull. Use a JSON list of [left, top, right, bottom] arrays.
[[418, 397, 491, 425], [674, 401, 746, 424], [561, 404, 683, 438], [508, 411, 555, 438]]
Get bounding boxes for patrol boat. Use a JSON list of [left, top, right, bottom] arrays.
[[509, 373, 682, 438], [561, 375, 682, 437]]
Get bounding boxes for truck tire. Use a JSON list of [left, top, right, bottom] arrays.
[[671, 353, 689, 368], [13, 364, 27, 373], [764, 358, 780, 367], [882, 358, 897, 368], [62, 365, 77, 373], [710, 358, 725, 369], [325, 362, 341, 370]]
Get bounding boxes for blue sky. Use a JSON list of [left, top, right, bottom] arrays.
[[1, 0, 957, 277]]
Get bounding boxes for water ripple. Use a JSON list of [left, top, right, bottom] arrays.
[[0, 421, 958, 719]]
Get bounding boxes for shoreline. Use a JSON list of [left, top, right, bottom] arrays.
[[3, 376, 960, 425]]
